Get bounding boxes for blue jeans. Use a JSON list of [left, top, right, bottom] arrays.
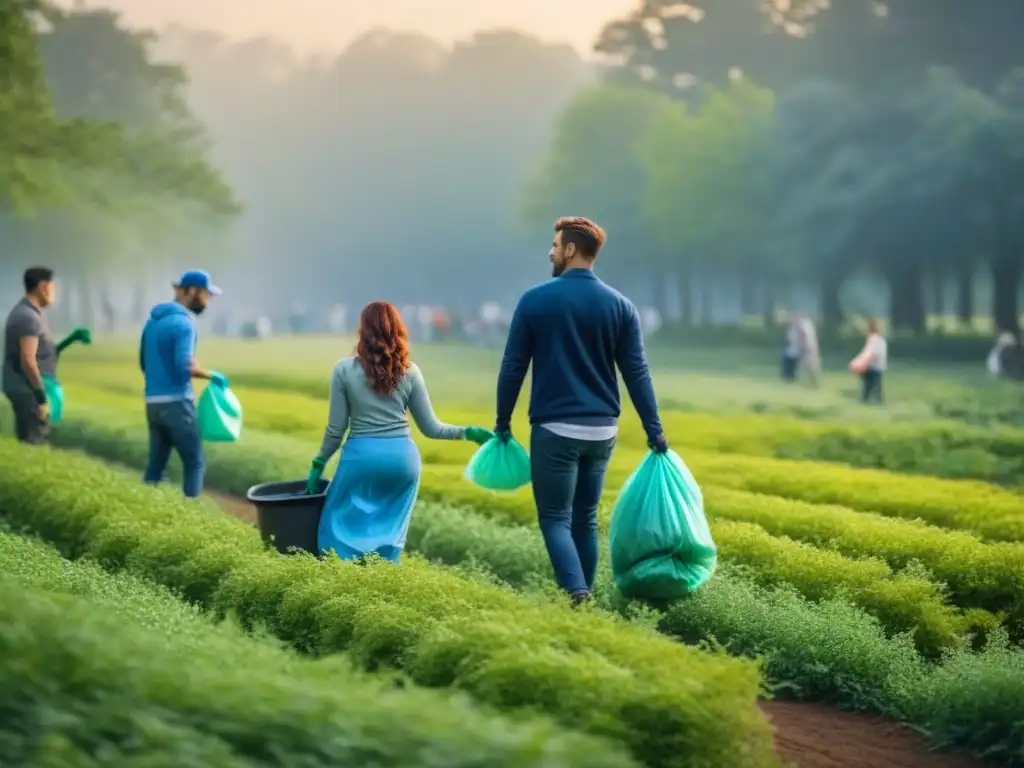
[[530, 427, 616, 595], [144, 399, 205, 498]]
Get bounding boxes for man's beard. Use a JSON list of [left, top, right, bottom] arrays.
[[551, 262, 565, 277]]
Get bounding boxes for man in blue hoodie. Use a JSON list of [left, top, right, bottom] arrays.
[[140, 270, 228, 498], [494, 216, 669, 605]]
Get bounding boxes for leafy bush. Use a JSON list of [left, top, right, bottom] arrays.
[[0, 442, 775, 768], [57, 369, 1024, 484], [0, 536, 643, 768], [38, 407, 994, 655]]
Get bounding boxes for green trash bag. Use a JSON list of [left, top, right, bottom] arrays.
[[609, 450, 717, 600], [43, 375, 64, 425], [463, 436, 531, 491], [197, 383, 243, 442]]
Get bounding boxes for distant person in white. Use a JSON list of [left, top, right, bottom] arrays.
[[849, 318, 887, 404], [987, 331, 1018, 377], [795, 313, 821, 387]]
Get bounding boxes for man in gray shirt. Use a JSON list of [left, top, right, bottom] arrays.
[[3, 267, 91, 444]]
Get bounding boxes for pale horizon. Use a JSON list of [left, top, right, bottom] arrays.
[[75, 0, 638, 55]]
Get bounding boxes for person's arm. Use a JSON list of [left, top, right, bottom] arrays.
[[138, 328, 146, 373], [494, 299, 532, 434], [18, 335, 45, 399], [168, 319, 197, 388], [408, 365, 464, 440], [615, 303, 664, 443], [316, 365, 350, 462]]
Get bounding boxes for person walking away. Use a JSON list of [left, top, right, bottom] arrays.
[[3, 267, 91, 444], [987, 331, 1019, 378], [797, 313, 821, 387], [305, 301, 492, 562], [849, 318, 887, 403], [494, 216, 670, 605], [781, 314, 800, 381], [140, 270, 228, 498]]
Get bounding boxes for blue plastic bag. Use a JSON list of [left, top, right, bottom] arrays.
[[43, 375, 64, 425], [197, 384, 243, 442], [609, 450, 716, 600], [464, 436, 531, 491]]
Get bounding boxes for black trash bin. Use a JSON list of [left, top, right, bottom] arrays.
[[247, 478, 328, 555]]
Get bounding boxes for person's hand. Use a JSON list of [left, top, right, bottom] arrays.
[[649, 433, 669, 454], [71, 327, 92, 345], [209, 371, 229, 389], [494, 427, 512, 444], [37, 402, 50, 422], [305, 458, 326, 494], [464, 426, 493, 445]]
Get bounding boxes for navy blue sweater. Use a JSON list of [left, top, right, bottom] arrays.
[[495, 269, 663, 440]]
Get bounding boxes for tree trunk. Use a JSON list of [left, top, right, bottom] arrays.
[[739, 273, 757, 317], [819, 272, 844, 333], [677, 267, 693, 326], [989, 202, 1022, 334], [762, 283, 776, 329], [889, 262, 926, 336], [699, 275, 714, 326], [931, 273, 945, 320], [99, 283, 117, 335], [956, 263, 974, 328], [991, 249, 1022, 334]]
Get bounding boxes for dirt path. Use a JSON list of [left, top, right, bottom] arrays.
[[209, 491, 986, 768]]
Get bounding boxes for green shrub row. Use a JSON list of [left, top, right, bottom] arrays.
[[687, 450, 1024, 543], [60, 367, 1024, 485], [405, 503, 1024, 765], [705, 487, 1024, 623], [0, 442, 775, 768], [0, 532, 642, 768], [24, 408, 1024, 759], [36, 407, 995, 655]]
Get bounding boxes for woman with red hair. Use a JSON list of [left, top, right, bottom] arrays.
[[306, 301, 492, 561]]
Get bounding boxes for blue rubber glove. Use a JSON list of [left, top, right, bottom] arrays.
[[209, 371, 229, 389], [464, 426, 493, 445], [305, 457, 326, 495]]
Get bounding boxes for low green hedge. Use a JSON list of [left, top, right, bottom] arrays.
[[0, 533, 641, 768], [16, 408, 1024, 761], [0, 442, 775, 768], [41, 407, 985, 657]]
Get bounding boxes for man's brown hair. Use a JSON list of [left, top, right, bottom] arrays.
[[554, 216, 606, 259]]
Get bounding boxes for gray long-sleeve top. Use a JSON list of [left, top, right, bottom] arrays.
[[316, 355, 465, 463]]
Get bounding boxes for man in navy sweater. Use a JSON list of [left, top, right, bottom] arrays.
[[494, 216, 668, 604]]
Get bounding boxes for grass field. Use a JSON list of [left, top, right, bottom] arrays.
[[3, 334, 1024, 767]]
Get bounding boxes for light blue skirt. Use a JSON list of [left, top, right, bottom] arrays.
[[318, 436, 421, 562]]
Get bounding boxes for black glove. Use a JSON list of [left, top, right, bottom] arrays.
[[494, 427, 512, 444], [649, 433, 669, 454]]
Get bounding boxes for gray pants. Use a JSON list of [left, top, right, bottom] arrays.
[[5, 391, 50, 444]]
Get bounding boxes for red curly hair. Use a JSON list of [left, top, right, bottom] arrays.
[[356, 301, 412, 394]]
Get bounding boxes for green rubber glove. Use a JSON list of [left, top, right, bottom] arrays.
[[56, 327, 92, 353], [464, 426, 493, 445], [305, 457, 326, 495]]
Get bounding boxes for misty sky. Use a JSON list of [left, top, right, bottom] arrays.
[[87, 0, 637, 54]]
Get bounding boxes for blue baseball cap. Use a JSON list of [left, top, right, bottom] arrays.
[[174, 269, 222, 296]]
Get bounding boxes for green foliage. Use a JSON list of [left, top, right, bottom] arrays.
[[0, 442, 776, 768], [26, 403, 1007, 656], [0, 532, 644, 768], [0, 0, 239, 282]]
